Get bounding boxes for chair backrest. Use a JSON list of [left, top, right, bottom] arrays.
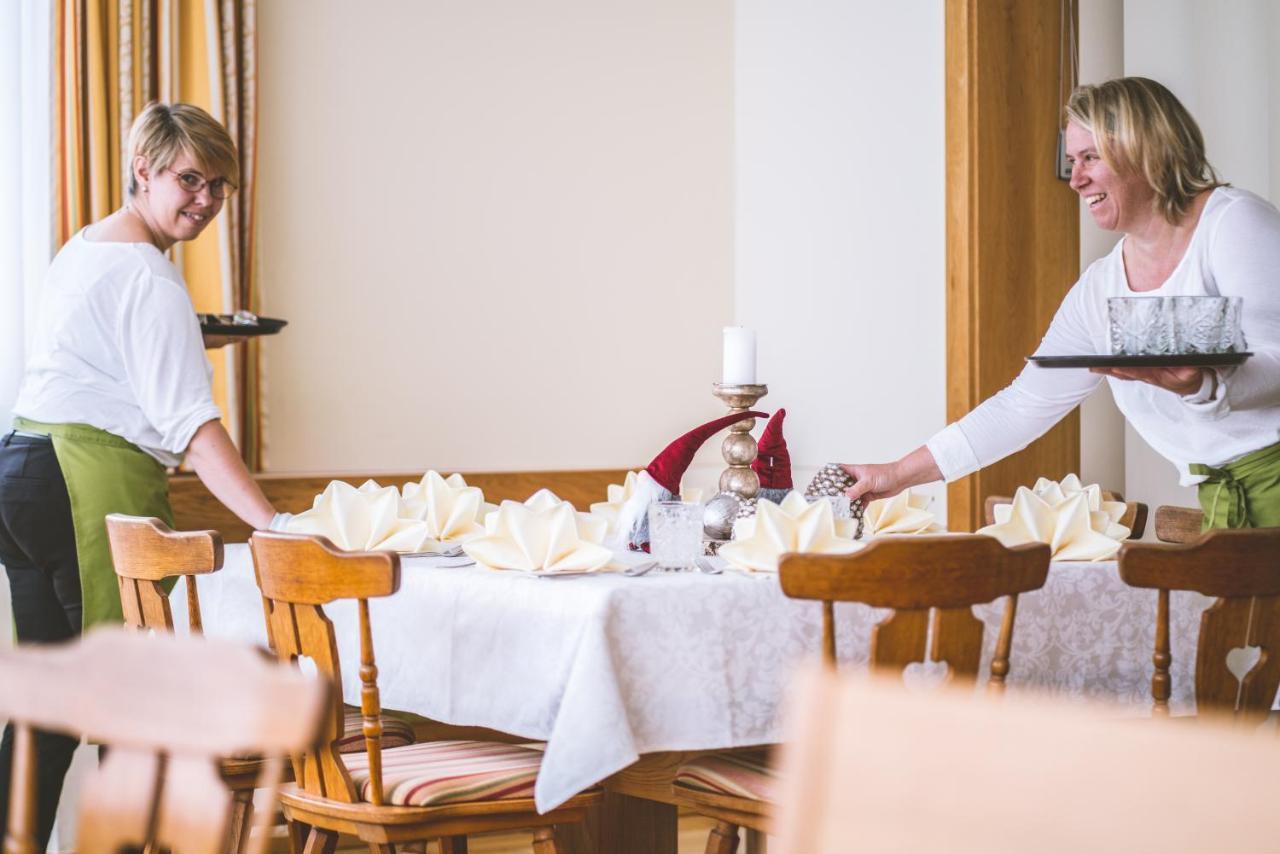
[[248, 531, 400, 805], [1153, 504, 1205, 543], [779, 535, 1051, 690], [106, 514, 223, 633], [983, 491, 1148, 539], [771, 664, 1280, 853], [0, 627, 327, 854], [1118, 529, 1280, 723]]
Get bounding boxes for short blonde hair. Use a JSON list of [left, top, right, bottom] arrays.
[[127, 102, 238, 196], [1066, 77, 1220, 224]]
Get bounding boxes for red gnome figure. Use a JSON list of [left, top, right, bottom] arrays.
[[752, 409, 793, 504], [617, 410, 768, 550]]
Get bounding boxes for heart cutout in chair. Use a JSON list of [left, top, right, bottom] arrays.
[[1225, 645, 1263, 683], [902, 660, 950, 693]]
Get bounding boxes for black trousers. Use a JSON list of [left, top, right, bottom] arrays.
[[0, 432, 83, 850]]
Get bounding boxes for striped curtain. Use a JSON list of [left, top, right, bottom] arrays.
[[54, 0, 262, 468]]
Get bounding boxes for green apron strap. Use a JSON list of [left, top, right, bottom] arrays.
[[1191, 440, 1280, 531], [14, 417, 174, 630]]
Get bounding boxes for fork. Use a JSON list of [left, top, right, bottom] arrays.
[[622, 561, 658, 577], [695, 557, 724, 575]]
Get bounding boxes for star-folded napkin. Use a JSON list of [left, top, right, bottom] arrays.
[[861, 489, 945, 537], [464, 490, 612, 573], [285, 480, 435, 553], [398, 471, 496, 544], [977, 477, 1129, 560], [719, 491, 861, 573]]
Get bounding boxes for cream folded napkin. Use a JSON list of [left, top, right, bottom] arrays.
[[285, 480, 436, 552], [464, 490, 612, 573], [977, 475, 1130, 560], [861, 489, 945, 537], [398, 471, 496, 545], [591, 471, 702, 535], [720, 491, 861, 573]]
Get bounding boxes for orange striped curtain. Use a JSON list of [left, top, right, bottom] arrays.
[[54, 0, 262, 468]]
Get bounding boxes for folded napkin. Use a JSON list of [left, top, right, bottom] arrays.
[[464, 490, 612, 573], [977, 475, 1130, 560], [398, 471, 496, 545], [861, 489, 945, 537], [719, 491, 861, 573], [996, 474, 1130, 540], [285, 480, 436, 552]]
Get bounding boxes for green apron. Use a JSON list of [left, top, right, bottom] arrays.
[[13, 416, 174, 630], [1189, 440, 1280, 530]]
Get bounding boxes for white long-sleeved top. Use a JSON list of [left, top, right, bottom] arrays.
[[13, 230, 222, 467], [927, 186, 1280, 486]]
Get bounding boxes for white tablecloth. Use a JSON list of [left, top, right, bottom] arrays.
[[181, 545, 1222, 812]]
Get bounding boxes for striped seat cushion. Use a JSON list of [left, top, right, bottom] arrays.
[[674, 750, 775, 803], [336, 710, 417, 754], [342, 740, 545, 806]]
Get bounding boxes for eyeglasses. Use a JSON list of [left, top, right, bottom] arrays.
[[164, 167, 236, 200]]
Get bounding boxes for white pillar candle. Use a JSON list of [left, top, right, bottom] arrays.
[[722, 327, 757, 385]]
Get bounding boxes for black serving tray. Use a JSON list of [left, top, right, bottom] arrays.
[[198, 314, 288, 337], [1028, 352, 1251, 369]]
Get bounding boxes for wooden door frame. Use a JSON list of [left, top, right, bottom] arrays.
[[945, 0, 1081, 531]]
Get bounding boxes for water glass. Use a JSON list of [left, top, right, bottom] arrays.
[[1108, 297, 1174, 355], [1171, 296, 1228, 354], [648, 501, 704, 571], [807, 494, 851, 519], [1218, 296, 1245, 352]]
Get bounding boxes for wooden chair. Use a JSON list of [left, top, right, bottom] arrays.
[[983, 489, 1148, 539], [1153, 504, 1205, 543], [1118, 528, 1280, 723], [0, 627, 328, 854], [248, 531, 600, 853], [673, 535, 1052, 854], [770, 663, 1280, 853]]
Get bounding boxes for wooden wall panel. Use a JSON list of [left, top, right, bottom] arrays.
[[169, 468, 634, 542], [945, 0, 1080, 531]]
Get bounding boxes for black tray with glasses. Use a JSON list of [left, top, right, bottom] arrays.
[[1028, 352, 1251, 369], [198, 313, 288, 337]]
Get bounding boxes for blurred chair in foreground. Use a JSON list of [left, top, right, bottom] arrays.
[[674, 535, 1051, 853], [1118, 527, 1280, 722], [772, 664, 1280, 853], [0, 627, 327, 854]]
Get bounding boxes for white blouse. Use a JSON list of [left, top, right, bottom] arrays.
[[14, 230, 222, 467], [927, 186, 1280, 486]]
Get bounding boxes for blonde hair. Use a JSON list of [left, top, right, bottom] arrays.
[[126, 102, 238, 196], [1066, 77, 1220, 224]]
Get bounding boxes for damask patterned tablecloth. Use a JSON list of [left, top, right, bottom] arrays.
[[187, 545, 1221, 812]]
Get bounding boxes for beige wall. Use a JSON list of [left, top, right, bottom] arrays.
[[257, 1, 734, 475]]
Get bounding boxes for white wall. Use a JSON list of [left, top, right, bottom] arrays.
[[257, 1, 735, 482], [734, 0, 946, 510], [1076, 0, 1127, 494], [1122, 0, 1280, 518]]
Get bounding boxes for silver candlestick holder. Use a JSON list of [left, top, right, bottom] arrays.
[[711, 382, 769, 500]]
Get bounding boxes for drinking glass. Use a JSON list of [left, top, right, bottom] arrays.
[[807, 494, 851, 519], [1218, 296, 1245, 352], [1108, 297, 1173, 355], [648, 502, 704, 571], [1171, 296, 1228, 354]]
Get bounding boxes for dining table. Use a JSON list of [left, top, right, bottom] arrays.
[[177, 544, 1223, 853]]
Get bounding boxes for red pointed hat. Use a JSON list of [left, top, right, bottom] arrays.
[[646, 411, 769, 494], [752, 409, 792, 489]]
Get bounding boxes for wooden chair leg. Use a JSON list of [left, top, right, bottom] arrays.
[[302, 827, 339, 854], [745, 827, 767, 854], [439, 836, 469, 854], [532, 826, 560, 853], [706, 820, 741, 854], [286, 821, 312, 854], [368, 845, 396, 853], [225, 788, 255, 854]]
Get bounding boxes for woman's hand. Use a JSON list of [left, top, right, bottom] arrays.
[[202, 332, 244, 350], [1088, 365, 1206, 396], [840, 445, 944, 503]]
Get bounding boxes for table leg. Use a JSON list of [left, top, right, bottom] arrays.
[[555, 791, 677, 854]]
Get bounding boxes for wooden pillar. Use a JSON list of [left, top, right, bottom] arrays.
[[945, 0, 1081, 532]]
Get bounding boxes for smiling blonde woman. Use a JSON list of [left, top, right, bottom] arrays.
[[842, 77, 1280, 532], [0, 102, 289, 848]]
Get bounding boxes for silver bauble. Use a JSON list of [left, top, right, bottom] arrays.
[[702, 492, 742, 541]]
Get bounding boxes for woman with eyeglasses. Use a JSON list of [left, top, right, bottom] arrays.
[[0, 102, 289, 847]]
